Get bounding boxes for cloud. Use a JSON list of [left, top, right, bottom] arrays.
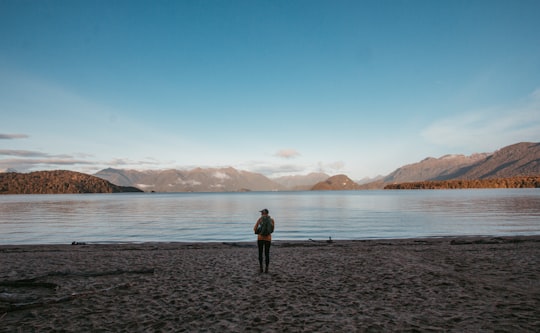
[[421, 88, 540, 152], [317, 161, 345, 174], [532, 87, 540, 99], [0, 151, 158, 172], [135, 183, 155, 190], [274, 149, 301, 159], [0, 148, 96, 171], [213, 171, 231, 180], [0, 149, 71, 158], [0, 157, 95, 172], [242, 160, 346, 178], [0, 133, 29, 140], [106, 158, 161, 167], [247, 163, 307, 177], [175, 179, 202, 186]]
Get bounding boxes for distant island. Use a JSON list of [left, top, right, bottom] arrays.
[[0, 170, 143, 194], [384, 176, 540, 190]]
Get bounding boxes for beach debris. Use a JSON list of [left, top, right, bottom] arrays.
[[0, 268, 155, 313], [449, 237, 531, 245], [222, 242, 255, 248], [308, 237, 334, 244], [43, 268, 155, 278], [0, 283, 133, 312], [0, 292, 37, 303], [0, 279, 57, 289]]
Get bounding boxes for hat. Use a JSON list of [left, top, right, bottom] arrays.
[[259, 208, 269, 214]]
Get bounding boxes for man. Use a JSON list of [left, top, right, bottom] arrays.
[[253, 208, 275, 273]]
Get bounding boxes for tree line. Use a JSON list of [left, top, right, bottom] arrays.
[[384, 176, 540, 190]]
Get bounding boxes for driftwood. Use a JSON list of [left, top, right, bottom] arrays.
[[0, 268, 154, 313], [222, 242, 255, 248], [309, 237, 334, 244], [0, 279, 58, 289], [1, 283, 132, 312], [0, 268, 154, 289], [448, 237, 534, 246], [43, 268, 155, 278]]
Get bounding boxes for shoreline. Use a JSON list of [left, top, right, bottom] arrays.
[[2, 235, 539, 331], [2, 233, 540, 247]]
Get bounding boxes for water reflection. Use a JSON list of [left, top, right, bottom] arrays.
[[0, 190, 539, 244]]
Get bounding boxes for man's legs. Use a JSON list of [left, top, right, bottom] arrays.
[[257, 240, 264, 272], [264, 241, 271, 273]]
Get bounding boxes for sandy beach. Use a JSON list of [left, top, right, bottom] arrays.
[[1, 236, 539, 332]]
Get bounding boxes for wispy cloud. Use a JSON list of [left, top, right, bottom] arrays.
[[421, 88, 540, 152], [106, 158, 162, 167], [274, 149, 301, 159], [252, 163, 306, 176], [0, 133, 29, 140], [0, 149, 90, 171], [0, 149, 71, 158], [0, 157, 95, 172], [0, 149, 186, 173], [242, 159, 346, 178], [212, 171, 231, 180], [317, 161, 345, 174]]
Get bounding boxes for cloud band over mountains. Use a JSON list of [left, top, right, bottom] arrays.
[[0, 134, 29, 140]]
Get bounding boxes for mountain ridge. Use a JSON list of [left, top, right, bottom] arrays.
[[439, 142, 540, 180], [95, 167, 286, 192], [94, 141, 540, 191], [272, 172, 330, 190], [2, 142, 538, 193], [360, 142, 540, 189]]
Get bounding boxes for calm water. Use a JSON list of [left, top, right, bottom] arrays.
[[1, 189, 539, 245]]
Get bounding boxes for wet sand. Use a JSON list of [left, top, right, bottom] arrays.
[[1, 236, 539, 332]]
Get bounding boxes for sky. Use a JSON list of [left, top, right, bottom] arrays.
[[1, 0, 540, 180]]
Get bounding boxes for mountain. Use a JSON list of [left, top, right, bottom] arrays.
[[4, 142, 535, 194], [362, 142, 540, 189], [356, 175, 384, 185], [311, 174, 362, 191], [382, 153, 489, 184], [0, 170, 143, 194], [271, 172, 330, 190], [441, 142, 540, 180], [93, 142, 540, 192], [95, 167, 287, 192]]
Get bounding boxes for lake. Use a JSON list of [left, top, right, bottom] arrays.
[[1, 189, 539, 245]]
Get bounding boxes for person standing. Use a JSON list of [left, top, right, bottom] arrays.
[[253, 208, 275, 273]]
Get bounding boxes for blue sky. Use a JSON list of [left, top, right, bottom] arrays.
[[1, 0, 540, 179]]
